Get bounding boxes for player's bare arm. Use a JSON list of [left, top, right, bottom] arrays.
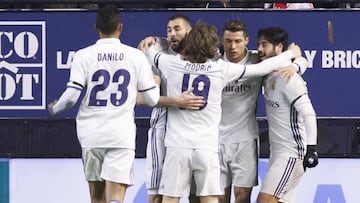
[[157, 88, 205, 110], [137, 86, 205, 109], [137, 36, 156, 51]]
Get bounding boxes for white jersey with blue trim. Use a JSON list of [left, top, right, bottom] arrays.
[[264, 71, 309, 158], [219, 50, 262, 143], [152, 54, 247, 151], [149, 37, 175, 129], [69, 38, 158, 148], [146, 47, 295, 151]]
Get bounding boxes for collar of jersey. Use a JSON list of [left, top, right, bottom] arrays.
[[96, 38, 121, 44]]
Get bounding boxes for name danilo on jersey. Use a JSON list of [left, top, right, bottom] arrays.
[[97, 52, 124, 62]]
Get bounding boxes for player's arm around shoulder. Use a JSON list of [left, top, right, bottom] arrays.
[[275, 56, 308, 81], [137, 36, 156, 51], [138, 36, 169, 52], [156, 88, 205, 110]]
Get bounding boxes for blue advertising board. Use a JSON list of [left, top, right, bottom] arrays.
[[0, 9, 359, 118], [8, 158, 360, 203]]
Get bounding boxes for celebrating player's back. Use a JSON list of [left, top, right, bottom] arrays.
[[48, 4, 159, 203], [147, 23, 300, 151], [144, 22, 301, 203]]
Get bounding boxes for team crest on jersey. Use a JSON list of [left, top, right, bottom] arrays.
[[0, 21, 45, 109]]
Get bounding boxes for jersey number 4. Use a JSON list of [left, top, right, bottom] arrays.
[[181, 73, 210, 110], [89, 69, 130, 106]]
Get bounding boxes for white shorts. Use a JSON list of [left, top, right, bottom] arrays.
[[82, 148, 135, 185], [219, 139, 258, 189], [146, 127, 166, 194], [159, 147, 223, 197], [260, 154, 305, 202]]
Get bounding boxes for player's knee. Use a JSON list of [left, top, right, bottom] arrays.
[[256, 192, 278, 203], [188, 194, 200, 203], [234, 187, 252, 200], [107, 200, 121, 203], [235, 193, 251, 203], [149, 194, 163, 203], [91, 191, 105, 203], [235, 193, 250, 203], [218, 194, 226, 203], [89, 182, 106, 202]]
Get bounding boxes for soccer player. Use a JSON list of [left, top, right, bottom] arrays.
[[256, 27, 318, 203], [47, 5, 160, 203], [144, 22, 302, 203], [218, 20, 308, 203], [137, 15, 204, 203]]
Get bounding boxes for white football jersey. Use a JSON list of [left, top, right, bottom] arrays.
[[219, 50, 262, 143], [146, 47, 294, 151], [69, 38, 158, 148], [263, 71, 309, 158], [149, 38, 175, 129], [153, 55, 245, 151]]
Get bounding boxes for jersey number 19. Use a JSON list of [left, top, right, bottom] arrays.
[[181, 73, 210, 110]]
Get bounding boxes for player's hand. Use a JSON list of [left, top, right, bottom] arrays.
[[303, 145, 319, 169], [137, 36, 156, 51], [288, 43, 302, 58], [48, 100, 58, 116], [275, 65, 296, 81], [177, 88, 205, 110]]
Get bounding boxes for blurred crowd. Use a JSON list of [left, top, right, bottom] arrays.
[[0, 1, 359, 9]]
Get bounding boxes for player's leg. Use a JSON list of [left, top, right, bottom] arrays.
[[256, 192, 279, 203], [257, 155, 305, 203], [146, 126, 166, 203], [231, 139, 259, 203], [148, 194, 163, 203], [193, 149, 223, 203], [218, 143, 232, 203], [218, 186, 231, 203], [88, 181, 106, 203], [233, 186, 252, 203], [199, 196, 219, 203], [159, 147, 193, 202], [82, 148, 107, 203], [101, 148, 135, 202], [189, 194, 200, 203], [105, 181, 127, 202], [162, 196, 180, 203]]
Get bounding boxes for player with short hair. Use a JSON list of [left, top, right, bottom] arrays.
[[218, 20, 308, 203], [47, 5, 160, 203], [137, 14, 204, 203], [256, 27, 318, 203], [144, 22, 302, 203]]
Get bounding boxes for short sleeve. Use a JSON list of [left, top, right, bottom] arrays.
[[137, 52, 157, 92], [69, 51, 87, 87]]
